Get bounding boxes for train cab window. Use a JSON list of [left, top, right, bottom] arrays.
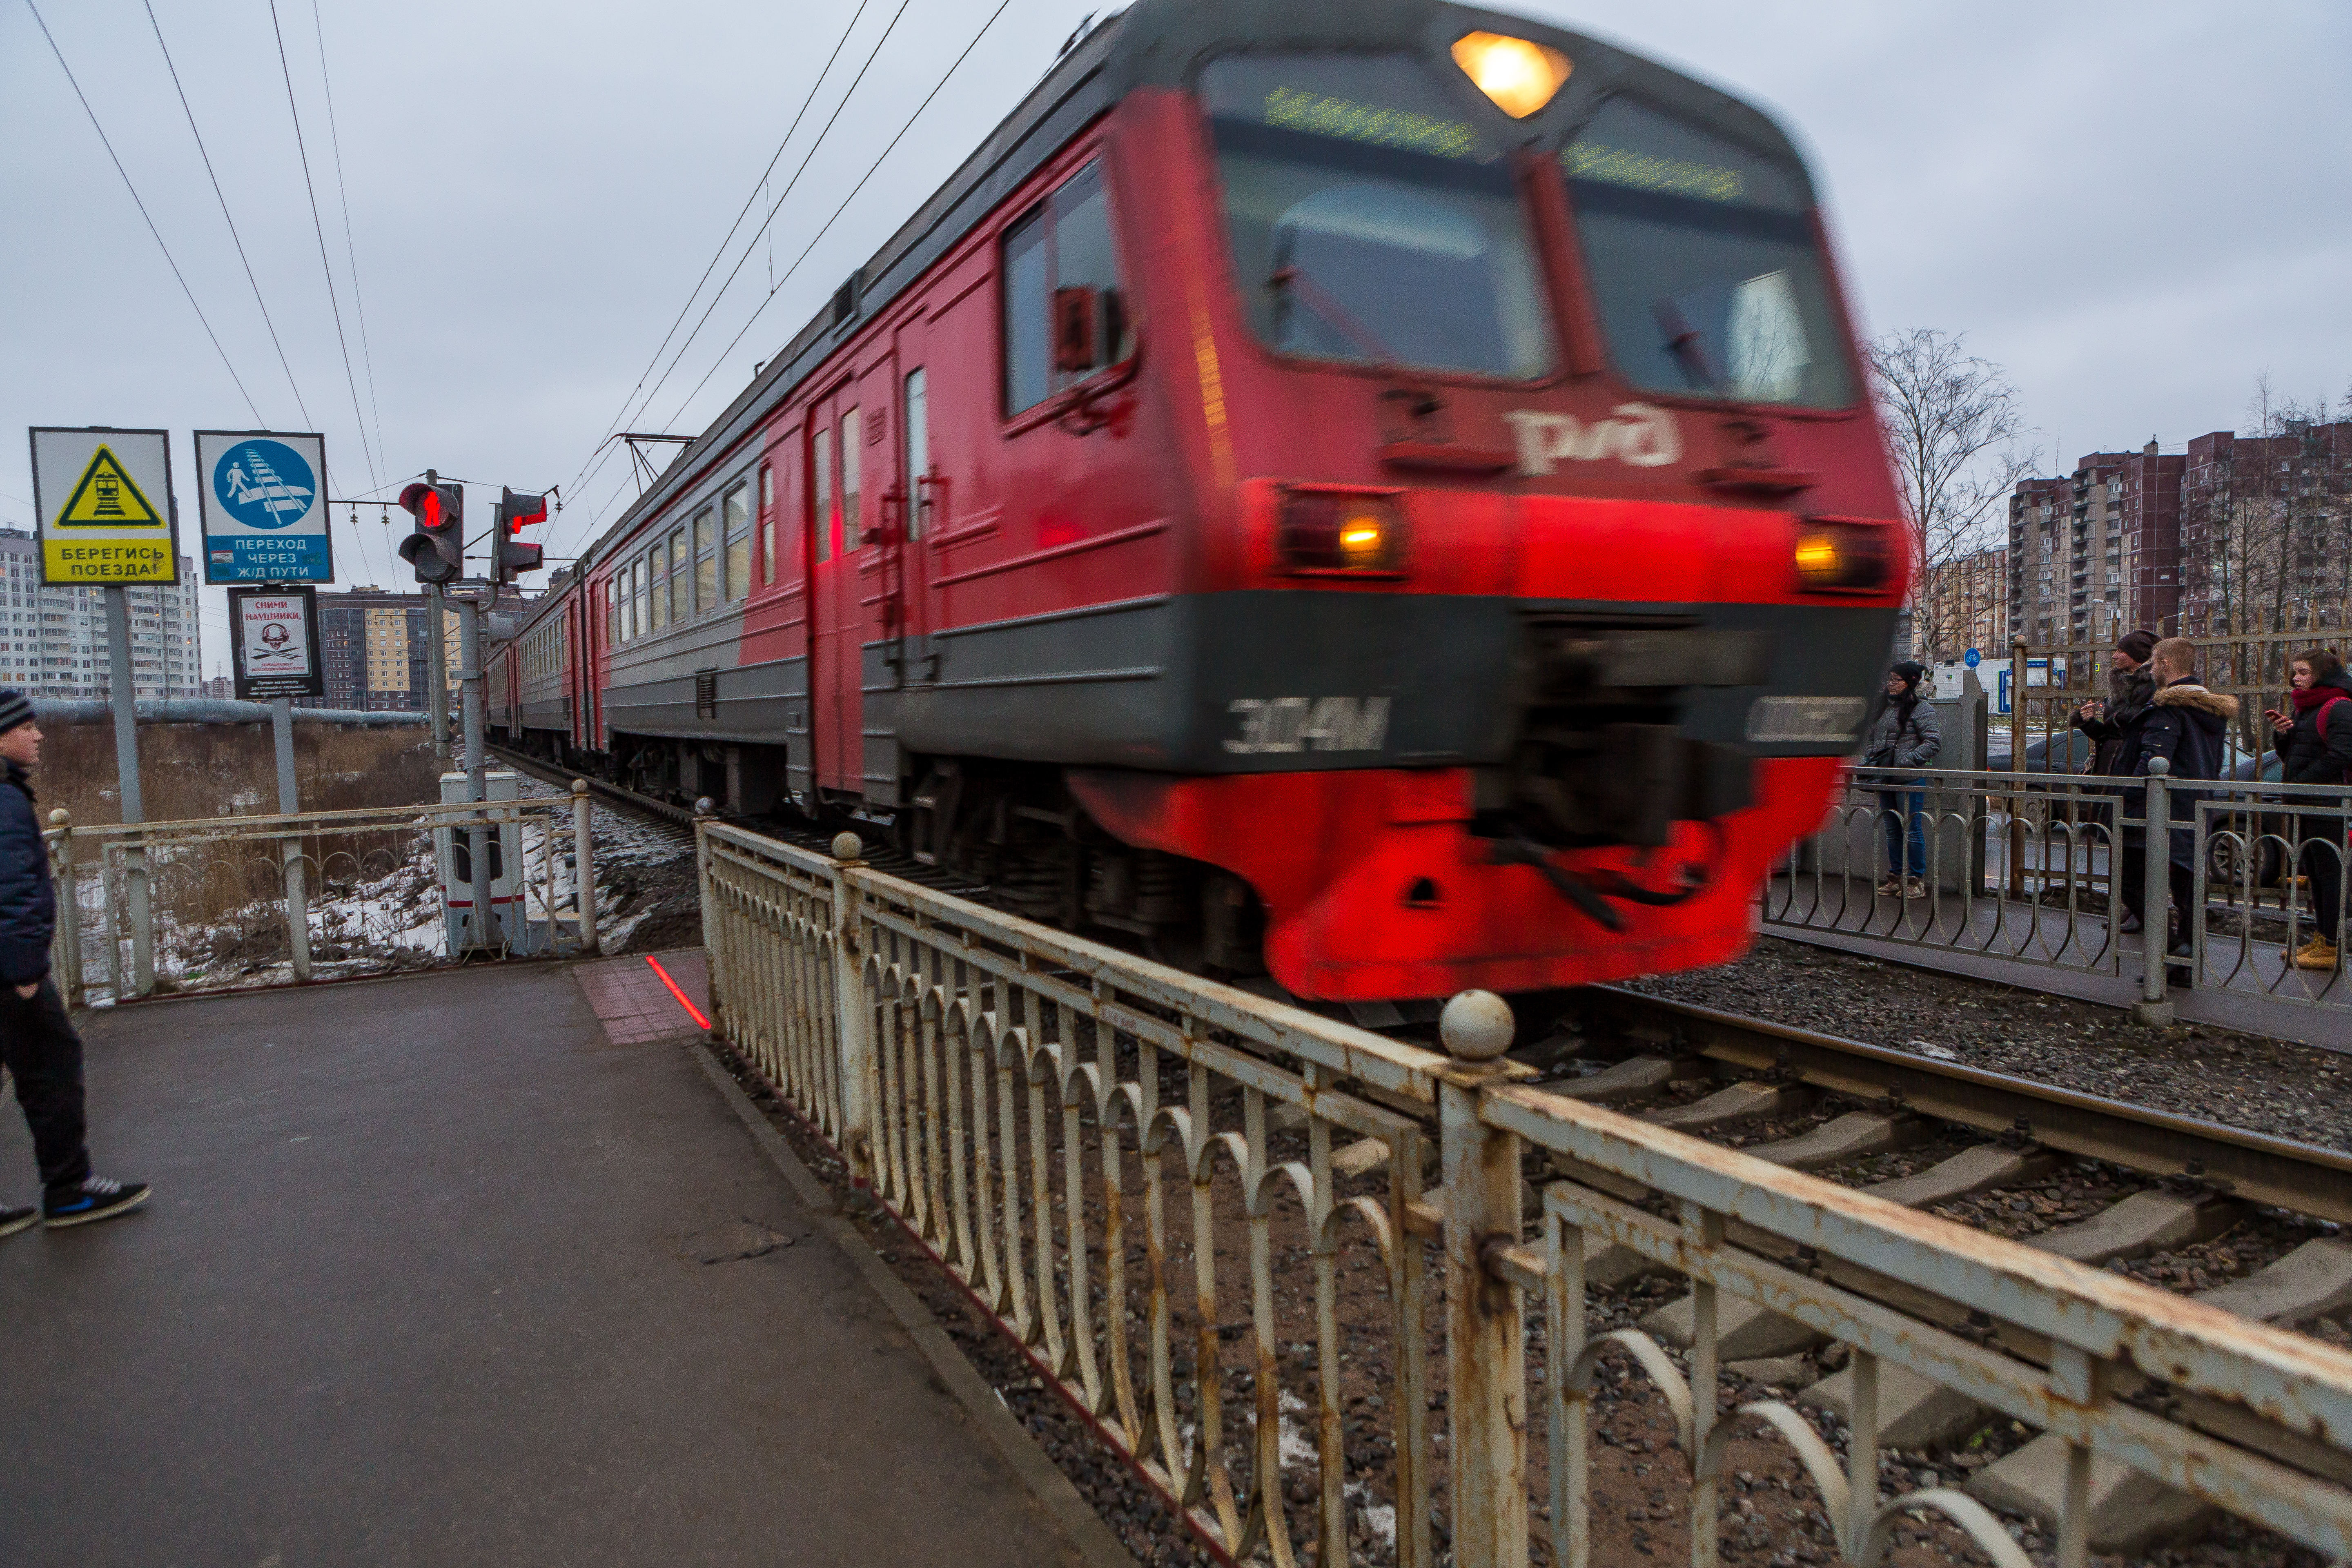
[[1203, 55, 1550, 380], [903, 369, 928, 539], [1001, 162, 1132, 416], [668, 527, 688, 622], [648, 540, 669, 633], [759, 463, 775, 584], [724, 481, 750, 601], [693, 508, 717, 610], [812, 427, 833, 564], [1559, 97, 1854, 408]]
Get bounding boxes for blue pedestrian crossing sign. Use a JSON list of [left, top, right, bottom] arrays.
[[195, 430, 334, 584], [1964, 647, 1982, 668]]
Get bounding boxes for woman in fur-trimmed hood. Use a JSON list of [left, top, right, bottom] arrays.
[[2120, 641, 2239, 959]]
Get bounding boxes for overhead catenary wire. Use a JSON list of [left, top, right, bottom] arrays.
[[266, 0, 383, 588], [140, 0, 315, 433], [554, 0, 913, 563], [24, 0, 264, 425], [561, 0, 879, 517], [308, 0, 390, 492], [563, 0, 991, 551], [612, 0, 913, 461], [656, 0, 1017, 432]]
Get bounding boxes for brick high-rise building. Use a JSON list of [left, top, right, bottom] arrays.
[[2006, 441, 2184, 646], [2180, 420, 2352, 634]]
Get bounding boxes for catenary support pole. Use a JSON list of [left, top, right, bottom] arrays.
[[105, 585, 153, 998], [425, 582, 450, 762], [272, 695, 311, 981], [459, 594, 493, 952]]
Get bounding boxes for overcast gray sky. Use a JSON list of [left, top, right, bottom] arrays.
[[5, 0, 2347, 677]]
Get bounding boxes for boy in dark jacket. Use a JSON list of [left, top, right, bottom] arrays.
[[0, 691, 148, 1233], [2118, 640, 2239, 966]]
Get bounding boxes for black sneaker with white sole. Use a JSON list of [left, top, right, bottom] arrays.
[[43, 1175, 150, 1228], [0, 1203, 36, 1238]]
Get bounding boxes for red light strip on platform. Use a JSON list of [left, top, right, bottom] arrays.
[[644, 954, 710, 1029]]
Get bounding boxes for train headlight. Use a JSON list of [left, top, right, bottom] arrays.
[[1792, 518, 1898, 594], [1450, 32, 1571, 120], [1276, 488, 1408, 575]]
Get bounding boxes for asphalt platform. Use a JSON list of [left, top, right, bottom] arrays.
[[0, 957, 1107, 1566]]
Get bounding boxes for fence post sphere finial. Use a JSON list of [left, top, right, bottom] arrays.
[[831, 831, 864, 863], [48, 808, 69, 826], [1440, 989, 1515, 1061], [694, 797, 716, 817], [571, 778, 589, 794]]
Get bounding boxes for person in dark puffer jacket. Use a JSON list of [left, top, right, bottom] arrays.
[[2120, 640, 2238, 973], [2263, 648, 2352, 971], [0, 691, 149, 1233]]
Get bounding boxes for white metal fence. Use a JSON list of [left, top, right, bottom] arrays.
[[698, 818, 2352, 1567], [43, 785, 599, 1004]]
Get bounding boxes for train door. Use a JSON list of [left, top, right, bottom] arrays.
[[806, 382, 864, 796]]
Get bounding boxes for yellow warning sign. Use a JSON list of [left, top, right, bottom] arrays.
[[52, 445, 165, 528]]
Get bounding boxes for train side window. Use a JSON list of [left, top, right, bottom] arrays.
[[903, 369, 928, 539], [840, 408, 861, 550], [1003, 209, 1050, 413], [1001, 162, 1131, 418], [668, 528, 688, 622], [812, 427, 833, 564], [724, 481, 750, 601], [648, 540, 669, 633], [631, 557, 647, 642], [759, 462, 775, 584], [694, 507, 717, 610], [605, 583, 617, 648]]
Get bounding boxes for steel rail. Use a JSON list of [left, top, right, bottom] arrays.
[[1571, 985, 2352, 1225], [486, 745, 703, 829]]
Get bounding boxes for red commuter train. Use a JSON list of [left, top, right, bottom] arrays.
[[489, 0, 1907, 1004]]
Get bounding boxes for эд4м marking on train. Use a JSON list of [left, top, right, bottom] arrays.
[[484, 0, 1908, 1012]]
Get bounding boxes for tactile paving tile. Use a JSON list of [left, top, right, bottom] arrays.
[[573, 949, 710, 1045]]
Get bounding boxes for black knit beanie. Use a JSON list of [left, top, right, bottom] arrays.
[[0, 689, 31, 736], [2116, 629, 2158, 665]]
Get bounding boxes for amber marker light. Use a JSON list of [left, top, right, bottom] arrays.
[[1276, 488, 1408, 575], [1450, 31, 1571, 119], [1793, 519, 1896, 594]]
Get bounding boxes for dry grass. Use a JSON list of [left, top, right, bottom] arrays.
[[36, 720, 443, 835]]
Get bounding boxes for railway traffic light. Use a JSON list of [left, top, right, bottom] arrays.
[[494, 487, 548, 583], [397, 478, 465, 584]]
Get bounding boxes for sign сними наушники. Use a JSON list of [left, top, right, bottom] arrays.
[[229, 585, 324, 702]]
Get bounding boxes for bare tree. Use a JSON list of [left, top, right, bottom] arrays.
[[1865, 329, 2039, 659]]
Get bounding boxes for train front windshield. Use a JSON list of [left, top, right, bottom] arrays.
[[1203, 56, 1555, 381], [1559, 97, 1854, 409]]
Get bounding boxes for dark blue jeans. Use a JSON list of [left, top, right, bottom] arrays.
[[1878, 789, 1927, 880]]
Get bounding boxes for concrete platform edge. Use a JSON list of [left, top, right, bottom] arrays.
[[687, 1042, 1140, 1568]]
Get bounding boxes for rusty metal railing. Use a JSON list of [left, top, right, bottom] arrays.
[[698, 817, 2352, 1568]]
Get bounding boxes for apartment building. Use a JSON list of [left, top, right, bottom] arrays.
[[1916, 545, 2008, 660], [0, 528, 203, 699], [317, 589, 455, 713], [2180, 420, 2352, 633], [2006, 441, 2183, 647]]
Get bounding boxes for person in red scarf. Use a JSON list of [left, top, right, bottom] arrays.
[[2263, 648, 2352, 970]]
